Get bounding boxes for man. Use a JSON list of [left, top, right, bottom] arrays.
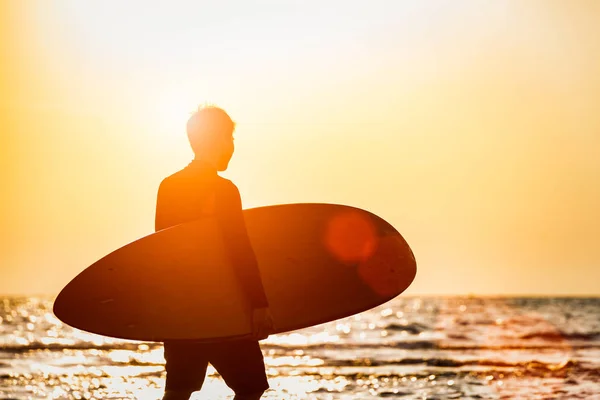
[[155, 106, 273, 400]]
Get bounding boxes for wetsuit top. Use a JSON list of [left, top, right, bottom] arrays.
[[154, 159, 269, 308]]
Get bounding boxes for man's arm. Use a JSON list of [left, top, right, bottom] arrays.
[[155, 181, 168, 232], [217, 181, 269, 309]]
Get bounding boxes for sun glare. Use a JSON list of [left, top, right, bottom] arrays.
[[155, 93, 198, 135]]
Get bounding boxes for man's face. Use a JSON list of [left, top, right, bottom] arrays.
[[216, 134, 234, 171]]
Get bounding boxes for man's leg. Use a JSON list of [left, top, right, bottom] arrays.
[[162, 390, 194, 400], [163, 341, 209, 400], [208, 340, 269, 399]]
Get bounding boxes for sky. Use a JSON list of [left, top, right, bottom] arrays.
[[1, 1, 599, 296]]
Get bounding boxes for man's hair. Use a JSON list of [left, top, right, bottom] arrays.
[[186, 106, 235, 154]]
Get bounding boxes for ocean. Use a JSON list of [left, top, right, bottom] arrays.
[[1, 296, 599, 399]]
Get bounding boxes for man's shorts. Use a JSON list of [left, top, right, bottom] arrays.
[[163, 339, 269, 395]]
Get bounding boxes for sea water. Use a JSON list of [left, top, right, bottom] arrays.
[[1, 296, 599, 399]]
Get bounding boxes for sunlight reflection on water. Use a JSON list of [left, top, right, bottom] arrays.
[[264, 331, 341, 347], [1, 296, 599, 399]]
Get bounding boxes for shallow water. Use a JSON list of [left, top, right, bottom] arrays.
[[1, 296, 599, 399]]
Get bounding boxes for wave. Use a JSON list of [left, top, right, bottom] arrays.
[[284, 365, 600, 381], [267, 339, 600, 351], [519, 331, 600, 341], [322, 358, 579, 369], [3, 339, 600, 355], [383, 323, 429, 334], [0, 342, 152, 353], [382, 325, 600, 342]]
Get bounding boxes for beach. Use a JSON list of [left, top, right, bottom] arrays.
[[1, 296, 599, 399]]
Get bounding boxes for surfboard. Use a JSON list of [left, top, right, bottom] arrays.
[[53, 203, 416, 342]]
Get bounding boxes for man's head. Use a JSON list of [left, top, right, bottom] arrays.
[[186, 106, 235, 171]]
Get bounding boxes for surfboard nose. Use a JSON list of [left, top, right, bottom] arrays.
[[319, 206, 416, 301], [361, 209, 417, 288], [356, 233, 417, 298]]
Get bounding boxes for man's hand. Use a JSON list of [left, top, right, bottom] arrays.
[[252, 307, 274, 340]]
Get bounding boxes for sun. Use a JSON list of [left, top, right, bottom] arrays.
[[135, 89, 203, 158], [156, 93, 198, 135]]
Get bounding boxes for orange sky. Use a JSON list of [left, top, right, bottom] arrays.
[[1, 1, 599, 296]]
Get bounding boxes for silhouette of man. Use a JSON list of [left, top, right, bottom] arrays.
[[155, 106, 273, 400]]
